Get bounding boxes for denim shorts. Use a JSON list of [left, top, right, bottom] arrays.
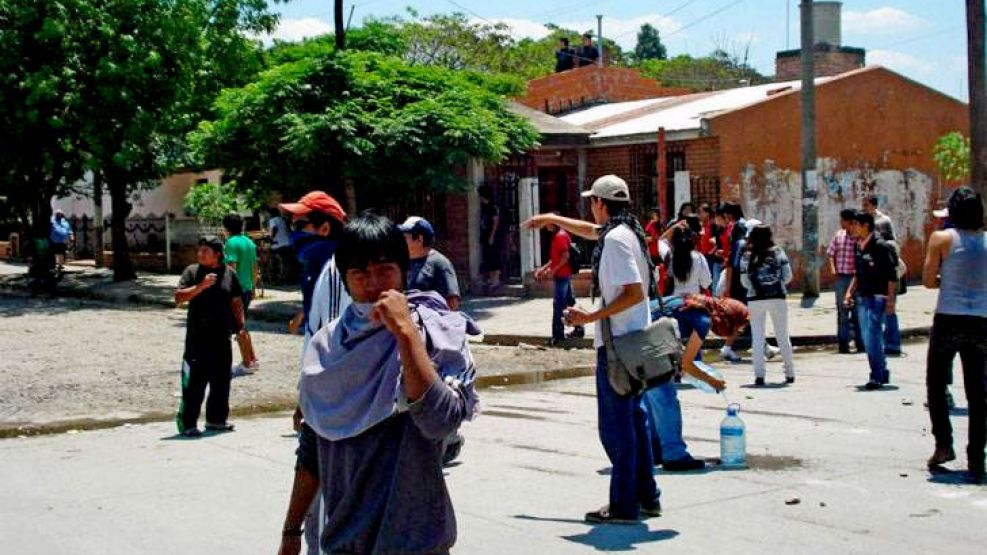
[[673, 308, 711, 340]]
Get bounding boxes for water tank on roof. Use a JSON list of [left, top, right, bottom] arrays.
[[811, 1, 842, 46]]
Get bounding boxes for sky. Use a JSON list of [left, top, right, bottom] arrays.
[[269, 1, 973, 101]]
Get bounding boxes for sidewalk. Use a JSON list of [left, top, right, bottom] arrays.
[[0, 261, 936, 347]]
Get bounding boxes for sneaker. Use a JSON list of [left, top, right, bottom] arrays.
[[442, 433, 464, 466], [205, 422, 235, 433], [662, 456, 706, 472], [720, 346, 742, 363], [180, 428, 202, 438], [585, 506, 638, 525], [231, 363, 254, 377], [785, 376, 796, 384], [864, 381, 882, 391], [640, 499, 662, 518], [567, 326, 585, 339], [247, 359, 261, 372], [753, 377, 766, 387], [885, 350, 903, 357], [838, 346, 852, 354], [766, 344, 780, 360]]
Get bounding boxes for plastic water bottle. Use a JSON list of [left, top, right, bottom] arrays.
[[720, 403, 747, 469], [682, 361, 724, 394]]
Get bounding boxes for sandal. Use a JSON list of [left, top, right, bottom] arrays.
[[584, 506, 638, 525]]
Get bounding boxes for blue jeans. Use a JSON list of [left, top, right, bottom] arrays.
[[641, 382, 689, 462], [673, 308, 711, 362], [856, 296, 890, 384], [552, 277, 574, 341], [595, 348, 660, 518], [885, 312, 902, 354], [834, 275, 864, 351]]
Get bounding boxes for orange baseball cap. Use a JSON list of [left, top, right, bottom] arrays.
[[279, 191, 347, 222]]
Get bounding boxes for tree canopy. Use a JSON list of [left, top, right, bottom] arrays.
[[933, 132, 972, 182], [190, 50, 539, 206], [633, 23, 667, 62]]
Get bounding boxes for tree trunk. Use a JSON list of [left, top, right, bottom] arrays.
[[344, 178, 357, 217], [968, 0, 986, 206], [334, 0, 345, 50], [108, 176, 136, 282], [93, 172, 105, 268]]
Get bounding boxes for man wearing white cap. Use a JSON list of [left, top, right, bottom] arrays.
[[400, 216, 461, 311], [525, 175, 663, 524]]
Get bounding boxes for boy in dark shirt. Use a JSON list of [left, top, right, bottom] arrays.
[[844, 212, 898, 390], [555, 38, 574, 72], [174, 236, 246, 436]]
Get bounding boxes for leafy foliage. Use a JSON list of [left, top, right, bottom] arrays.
[[933, 132, 971, 182], [184, 181, 249, 223], [633, 24, 667, 62], [638, 52, 769, 92], [190, 51, 540, 204]]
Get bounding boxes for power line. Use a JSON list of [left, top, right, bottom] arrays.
[[446, 0, 495, 25], [609, 0, 743, 43], [872, 24, 963, 50]]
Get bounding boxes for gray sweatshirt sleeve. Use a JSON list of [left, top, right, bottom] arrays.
[[739, 253, 753, 292], [780, 250, 793, 285], [406, 364, 477, 441]]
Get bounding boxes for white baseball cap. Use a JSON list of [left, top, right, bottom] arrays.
[[581, 175, 631, 202]]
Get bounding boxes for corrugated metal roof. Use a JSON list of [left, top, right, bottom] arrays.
[[558, 77, 835, 140], [507, 102, 591, 136]]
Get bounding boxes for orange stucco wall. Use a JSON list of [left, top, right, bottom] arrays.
[[707, 67, 969, 287]]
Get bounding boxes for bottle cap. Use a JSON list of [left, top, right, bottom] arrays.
[[726, 403, 740, 416]]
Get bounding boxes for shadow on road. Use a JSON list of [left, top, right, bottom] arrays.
[[514, 515, 679, 551]]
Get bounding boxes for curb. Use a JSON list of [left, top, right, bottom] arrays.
[[1, 279, 932, 350]]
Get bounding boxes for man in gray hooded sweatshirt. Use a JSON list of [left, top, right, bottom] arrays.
[[281, 213, 478, 554]]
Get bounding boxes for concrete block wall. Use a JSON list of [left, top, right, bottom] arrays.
[[775, 49, 865, 82]]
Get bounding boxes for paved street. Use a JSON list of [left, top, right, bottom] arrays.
[[1, 340, 985, 554]]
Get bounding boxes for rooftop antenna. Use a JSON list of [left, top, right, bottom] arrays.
[[786, 0, 791, 49]]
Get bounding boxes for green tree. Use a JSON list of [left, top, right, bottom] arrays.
[[638, 53, 769, 92], [633, 23, 667, 62], [190, 51, 539, 209], [184, 181, 249, 223], [0, 1, 87, 238], [933, 132, 972, 182]]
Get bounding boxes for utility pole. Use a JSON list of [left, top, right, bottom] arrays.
[[597, 15, 604, 67], [334, 0, 345, 50], [800, 2, 819, 297], [968, 0, 986, 206]]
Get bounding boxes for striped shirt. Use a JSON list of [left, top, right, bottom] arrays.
[[827, 229, 857, 275]]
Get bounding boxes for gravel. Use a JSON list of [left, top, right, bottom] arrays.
[[0, 295, 590, 432]]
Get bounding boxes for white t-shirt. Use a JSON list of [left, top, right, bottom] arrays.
[[594, 225, 652, 349], [669, 250, 711, 296], [269, 216, 291, 249]]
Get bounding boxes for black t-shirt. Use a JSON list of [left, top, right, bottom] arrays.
[[178, 264, 241, 353], [853, 235, 897, 297], [577, 44, 599, 66], [555, 47, 574, 72]]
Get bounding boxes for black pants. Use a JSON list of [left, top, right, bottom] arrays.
[[177, 346, 233, 432], [926, 314, 987, 467]]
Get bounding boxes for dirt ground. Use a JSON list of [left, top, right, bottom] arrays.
[[0, 295, 591, 434]]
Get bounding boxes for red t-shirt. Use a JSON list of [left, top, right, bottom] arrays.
[[645, 220, 661, 258], [698, 221, 717, 256], [550, 229, 573, 279]]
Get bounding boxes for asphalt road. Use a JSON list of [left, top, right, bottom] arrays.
[[1, 340, 984, 554]]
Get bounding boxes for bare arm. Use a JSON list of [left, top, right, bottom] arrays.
[[680, 332, 726, 392], [231, 296, 246, 334], [922, 231, 950, 289], [446, 296, 461, 311], [565, 283, 644, 326], [278, 469, 319, 555], [524, 213, 600, 241], [174, 274, 216, 305]]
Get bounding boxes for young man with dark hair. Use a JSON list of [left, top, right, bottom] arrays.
[[844, 211, 898, 390], [862, 194, 903, 355], [526, 175, 669, 524], [478, 185, 503, 292], [555, 37, 574, 72], [534, 219, 584, 346], [923, 186, 987, 484], [577, 33, 599, 67], [400, 216, 461, 311], [222, 213, 259, 375], [174, 236, 245, 437], [283, 213, 478, 554], [828, 208, 865, 354], [719, 201, 749, 361]]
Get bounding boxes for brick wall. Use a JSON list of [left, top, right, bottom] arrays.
[[775, 47, 865, 81], [517, 66, 690, 115], [437, 193, 471, 287], [585, 145, 633, 183]]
